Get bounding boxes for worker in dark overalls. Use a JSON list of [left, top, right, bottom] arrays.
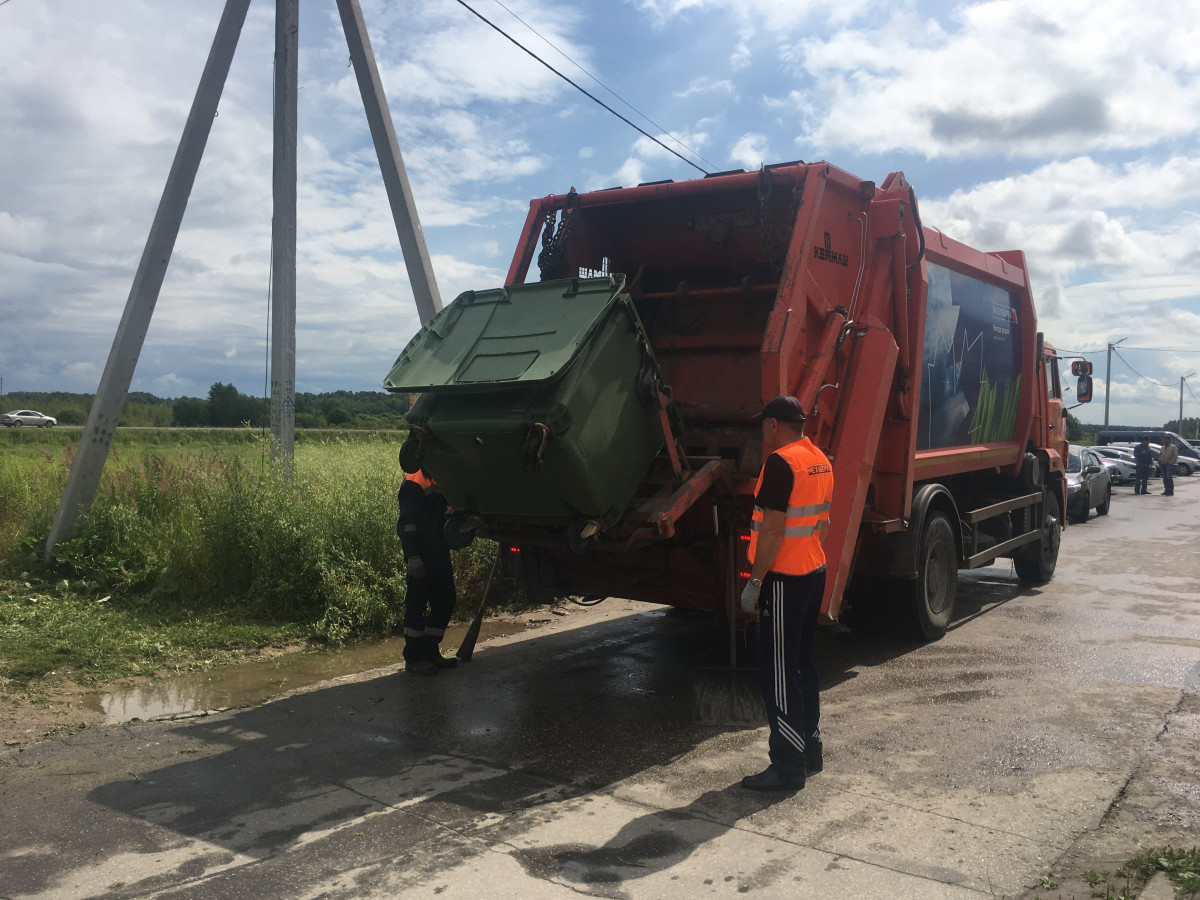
[[397, 467, 458, 675]]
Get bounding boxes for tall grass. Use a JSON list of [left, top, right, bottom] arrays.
[[1, 433, 503, 649]]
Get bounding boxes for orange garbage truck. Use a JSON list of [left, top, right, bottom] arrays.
[[385, 160, 1089, 640]]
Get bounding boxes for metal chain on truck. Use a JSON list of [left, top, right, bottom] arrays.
[[757, 167, 806, 276], [537, 188, 580, 281]]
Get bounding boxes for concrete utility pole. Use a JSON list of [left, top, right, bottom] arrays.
[[46, 0, 441, 557], [270, 0, 298, 478], [1182, 373, 1195, 436], [1104, 338, 1126, 427], [336, 0, 442, 325], [45, 0, 253, 560]]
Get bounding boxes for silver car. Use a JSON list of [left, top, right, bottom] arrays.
[[1066, 445, 1112, 524], [1, 409, 57, 427]]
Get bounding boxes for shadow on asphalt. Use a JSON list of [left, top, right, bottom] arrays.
[[79, 573, 1031, 894]]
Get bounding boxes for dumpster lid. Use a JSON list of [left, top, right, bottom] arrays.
[[383, 274, 629, 391]]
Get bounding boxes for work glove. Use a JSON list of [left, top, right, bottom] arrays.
[[740, 577, 762, 613], [407, 555, 426, 579]]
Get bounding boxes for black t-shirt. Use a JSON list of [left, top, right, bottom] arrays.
[[756, 453, 794, 512]]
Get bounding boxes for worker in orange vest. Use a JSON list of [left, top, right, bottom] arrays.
[[397, 467, 458, 675], [740, 395, 834, 791]]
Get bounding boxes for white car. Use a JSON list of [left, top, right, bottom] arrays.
[[1, 409, 57, 427], [1088, 446, 1137, 483]]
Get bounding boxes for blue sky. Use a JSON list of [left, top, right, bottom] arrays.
[[2, 0, 1199, 427]]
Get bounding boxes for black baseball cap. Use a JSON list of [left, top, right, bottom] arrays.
[[752, 395, 807, 423]]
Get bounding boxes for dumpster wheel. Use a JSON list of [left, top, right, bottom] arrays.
[[565, 518, 599, 554]]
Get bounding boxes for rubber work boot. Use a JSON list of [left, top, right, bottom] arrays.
[[741, 764, 805, 792], [425, 637, 458, 670], [403, 637, 438, 676], [404, 658, 438, 676]]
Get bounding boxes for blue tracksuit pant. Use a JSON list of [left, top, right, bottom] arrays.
[[757, 567, 825, 778]]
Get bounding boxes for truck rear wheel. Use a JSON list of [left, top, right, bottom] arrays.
[[1014, 491, 1060, 584], [910, 512, 956, 641]]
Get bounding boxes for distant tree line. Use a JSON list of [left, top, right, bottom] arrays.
[[3, 386, 411, 430]]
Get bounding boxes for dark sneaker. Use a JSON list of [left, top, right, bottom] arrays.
[[741, 764, 804, 791], [805, 751, 823, 774], [404, 659, 439, 676]]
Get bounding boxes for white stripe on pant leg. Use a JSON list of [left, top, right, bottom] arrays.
[[773, 585, 782, 713], [777, 717, 806, 752], [775, 584, 787, 715]]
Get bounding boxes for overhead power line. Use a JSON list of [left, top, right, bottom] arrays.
[[454, 0, 710, 175], [486, 0, 719, 172], [1111, 347, 1178, 390], [1116, 346, 1200, 353]]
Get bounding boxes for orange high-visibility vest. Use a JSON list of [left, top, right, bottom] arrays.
[[405, 470, 438, 494], [749, 438, 834, 576]]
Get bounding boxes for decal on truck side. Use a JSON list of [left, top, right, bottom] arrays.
[[813, 232, 849, 266]]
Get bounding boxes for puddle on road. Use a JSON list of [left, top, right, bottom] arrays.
[[89, 618, 535, 726]]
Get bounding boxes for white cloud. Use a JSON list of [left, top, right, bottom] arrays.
[[2, 0, 1198, 426], [788, 0, 1200, 158], [674, 77, 736, 99], [729, 133, 770, 170], [632, 0, 883, 31], [920, 155, 1200, 301]]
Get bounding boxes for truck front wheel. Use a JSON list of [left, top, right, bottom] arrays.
[[910, 512, 957, 641], [1013, 491, 1061, 584]]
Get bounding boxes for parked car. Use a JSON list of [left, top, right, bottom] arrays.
[[1096, 457, 1131, 485], [1147, 443, 1198, 477], [1088, 447, 1136, 484], [1, 409, 57, 427], [1066, 445, 1112, 524], [1097, 429, 1200, 466], [1174, 457, 1200, 476], [1100, 443, 1162, 477]]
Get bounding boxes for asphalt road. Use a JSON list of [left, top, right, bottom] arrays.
[[2, 477, 1198, 899]]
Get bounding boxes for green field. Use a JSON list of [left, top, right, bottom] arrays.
[[0, 428, 510, 687]]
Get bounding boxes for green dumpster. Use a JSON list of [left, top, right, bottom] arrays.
[[383, 274, 670, 535]]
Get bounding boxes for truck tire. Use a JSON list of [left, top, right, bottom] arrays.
[[910, 512, 957, 641], [1014, 491, 1060, 584]]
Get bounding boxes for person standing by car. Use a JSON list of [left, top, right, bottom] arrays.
[[396, 466, 459, 675], [1159, 435, 1179, 496], [1133, 436, 1153, 495], [739, 395, 834, 792]]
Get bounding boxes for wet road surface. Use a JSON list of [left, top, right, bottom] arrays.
[[1, 477, 1198, 898]]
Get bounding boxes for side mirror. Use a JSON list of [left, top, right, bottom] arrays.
[[1076, 375, 1093, 403], [1071, 360, 1093, 376], [1084, 464, 1102, 475]]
